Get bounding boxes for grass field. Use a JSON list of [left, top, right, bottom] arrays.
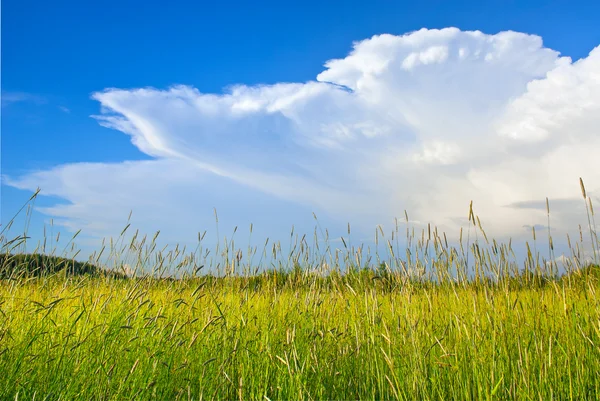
[[1, 184, 599, 400]]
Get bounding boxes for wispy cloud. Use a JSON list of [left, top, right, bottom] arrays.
[[58, 106, 71, 113], [5, 28, 600, 246], [1, 91, 46, 107]]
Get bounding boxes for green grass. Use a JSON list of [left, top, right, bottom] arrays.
[[1, 271, 599, 400], [0, 183, 599, 400]]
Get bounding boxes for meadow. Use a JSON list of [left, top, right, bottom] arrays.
[[0, 183, 599, 400]]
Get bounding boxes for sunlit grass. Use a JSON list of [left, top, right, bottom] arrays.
[[0, 181, 598, 400]]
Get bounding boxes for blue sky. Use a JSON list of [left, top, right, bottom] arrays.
[[2, 0, 600, 266]]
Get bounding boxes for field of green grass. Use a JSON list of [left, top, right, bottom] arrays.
[[1, 184, 599, 400]]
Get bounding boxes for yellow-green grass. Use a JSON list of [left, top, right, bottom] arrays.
[[1, 181, 598, 400], [1, 271, 599, 400]]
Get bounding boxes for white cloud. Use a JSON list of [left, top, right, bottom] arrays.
[[401, 45, 449, 70], [1, 91, 46, 107], [5, 28, 600, 251]]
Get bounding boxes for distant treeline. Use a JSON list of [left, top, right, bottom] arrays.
[[1, 252, 599, 291], [0, 253, 126, 279]]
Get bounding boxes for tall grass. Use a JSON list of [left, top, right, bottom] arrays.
[[0, 181, 599, 400]]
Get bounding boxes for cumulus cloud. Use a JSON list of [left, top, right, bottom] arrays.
[[5, 27, 600, 251]]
